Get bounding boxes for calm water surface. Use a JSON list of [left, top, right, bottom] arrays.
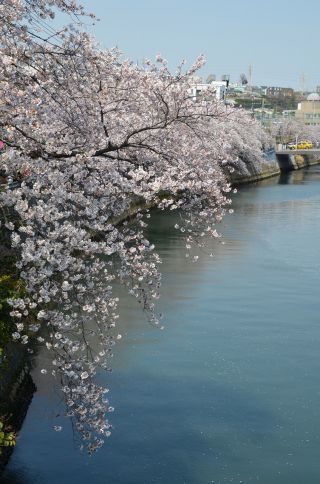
[[3, 167, 320, 484]]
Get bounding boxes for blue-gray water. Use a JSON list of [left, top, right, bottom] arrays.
[[3, 167, 320, 484]]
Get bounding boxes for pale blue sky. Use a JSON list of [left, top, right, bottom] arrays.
[[78, 0, 319, 90]]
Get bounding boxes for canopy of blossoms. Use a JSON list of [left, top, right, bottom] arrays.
[[0, 0, 270, 453]]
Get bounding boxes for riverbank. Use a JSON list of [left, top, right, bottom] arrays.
[[0, 345, 35, 472], [230, 150, 320, 185], [0, 206, 36, 468], [229, 159, 281, 185]]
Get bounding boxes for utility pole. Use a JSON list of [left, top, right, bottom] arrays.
[[261, 97, 265, 126], [299, 73, 306, 95], [248, 64, 253, 89]]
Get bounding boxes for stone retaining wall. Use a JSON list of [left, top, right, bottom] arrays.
[[229, 160, 281, 185]]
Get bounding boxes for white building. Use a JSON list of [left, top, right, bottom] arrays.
[[189, 80, 228, 102]]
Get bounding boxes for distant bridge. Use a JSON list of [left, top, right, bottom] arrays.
[[276, 149, 320, 155], [275, 149, 320, 172]]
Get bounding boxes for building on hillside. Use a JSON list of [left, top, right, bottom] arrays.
[[189, 80, 228, 102], [295, 93, 320, 125], [264, 86, 294, 99]]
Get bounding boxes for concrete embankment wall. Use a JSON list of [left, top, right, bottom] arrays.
[[229, 160, 280, 185], [230, 150, 320, 185]]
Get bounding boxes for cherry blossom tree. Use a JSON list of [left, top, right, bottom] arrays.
[[271, 118, 304, 144], [0, 0, 270, 453], [271, 117, 320, 146]]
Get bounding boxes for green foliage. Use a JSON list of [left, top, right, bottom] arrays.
[[0, 421, 16, 454], [0, 272, 25, 352], [234, 98, 266, 109]]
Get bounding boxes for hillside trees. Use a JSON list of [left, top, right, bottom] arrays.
[[0, 0, 270, 453]]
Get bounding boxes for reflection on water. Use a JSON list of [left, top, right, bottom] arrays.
[[278, 166, 320, 185], [2, 166, 320, 484]]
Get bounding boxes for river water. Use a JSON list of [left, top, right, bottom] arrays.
[[2, 167, 320, 484]]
